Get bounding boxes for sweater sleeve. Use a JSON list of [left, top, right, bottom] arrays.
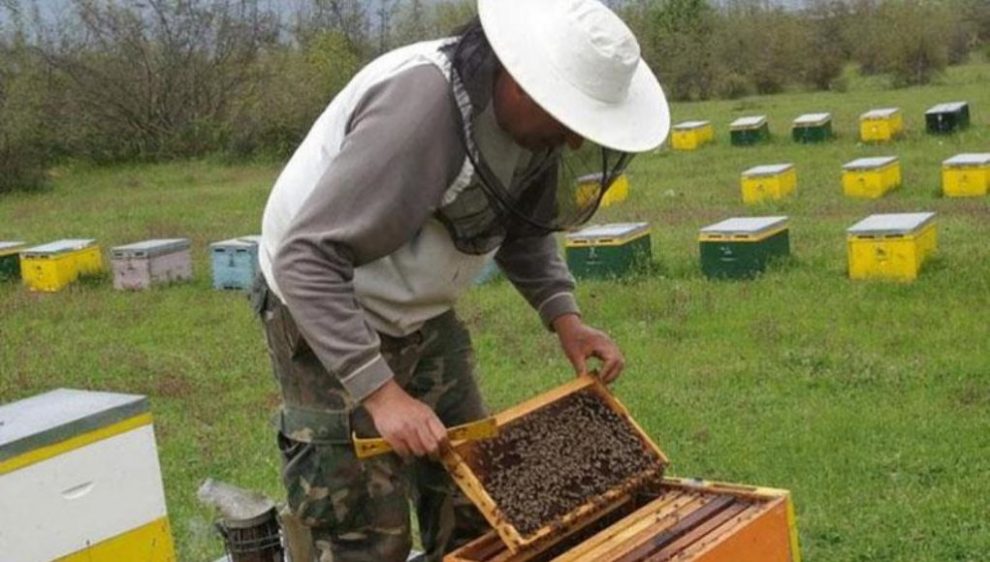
[[273, 65, 465, 402], [495, 160, 581, 329]]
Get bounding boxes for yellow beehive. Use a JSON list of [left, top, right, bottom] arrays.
[[942, 153, 990, 197], [576, 172, 629, 208], [842, 156, 902, 199], [859, 108, 903, 142], [847, 212, 937, 282], [21, 239, 105, 292], [671, 120, 715, 151], [740, 164, 797, 204]]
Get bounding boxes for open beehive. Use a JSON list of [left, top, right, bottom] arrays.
[[441, 376, 667, 552], [442, 376, 800, 562]]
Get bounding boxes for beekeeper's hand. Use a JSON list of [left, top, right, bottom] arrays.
[[363, 380, 448, 458], [553, 313, 625, 384]]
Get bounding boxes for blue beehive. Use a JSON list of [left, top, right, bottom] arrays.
[[210, 236, 261, 291]]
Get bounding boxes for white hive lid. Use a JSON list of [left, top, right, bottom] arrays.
[[23, 239, 96, 256], [843, 156, 899, 170], [701, 216, 789, 235], [943, 153, 990, 166], [743, 163, 794, 177], [674, 120, 711, 130], [730, 115, 767, 129], [238, 235, 263, 246], [566, 222, 650, 242], [847, 212, 936, 235], [861, 108, 900, 119], [0, 389, 148, 463], [112, 238, 190, 257], [0, 241, 25, 256], [794, 113, 832, 126], [926, 101, 967, 114]]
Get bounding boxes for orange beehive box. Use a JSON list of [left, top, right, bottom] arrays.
[[442, 376, 801, 562]]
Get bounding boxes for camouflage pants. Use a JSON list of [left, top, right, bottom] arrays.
[[254, 279, 490, 562]]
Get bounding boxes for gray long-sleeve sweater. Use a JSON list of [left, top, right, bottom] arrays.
[[259, 40, 579, 402]]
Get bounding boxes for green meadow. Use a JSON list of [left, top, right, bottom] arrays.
[[1, 60, 988, 561]]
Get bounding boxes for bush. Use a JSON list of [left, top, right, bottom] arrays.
[[0, 44, 51, 192]]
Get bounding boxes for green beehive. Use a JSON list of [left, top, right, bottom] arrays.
[[699, 217, 790, 280], [565, 223, 651, 280], [0, 242, 26, 281], [792, 113, 833, 143], [925, 101, 970, 134], [730, 115, 770, 146]]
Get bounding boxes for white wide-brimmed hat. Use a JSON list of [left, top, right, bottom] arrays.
[[478, 0, 670, 153]]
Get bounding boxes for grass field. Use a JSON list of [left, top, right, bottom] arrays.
[[1, 59, 989, 562]]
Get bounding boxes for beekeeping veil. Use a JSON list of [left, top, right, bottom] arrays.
[[435, 0, 669, 253]]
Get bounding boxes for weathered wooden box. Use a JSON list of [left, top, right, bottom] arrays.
[[699, 216, 791, 280], [791, 113, 832, 143], [740, 164, 797, 204], [729, 116, 770, 146], [442, 376, 800, 562], [20, 239, 104, 292], [841, 156, 902, 199], [847, 212, 937, 282], [0, 241, 25, 282], [859, 108, 903, 142], [925, 101, 969, 134], [0, 389, 177, 562], [942, 153, 990, 198], [111, 238, 192, 290], [210, 236, 261, 291], [565, 223, 651, 279]]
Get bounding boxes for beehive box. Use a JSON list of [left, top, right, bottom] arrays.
[[0, 389, 177, 562], [565, 223, 651, 279], [740, 164, 797, 204], [942, 153, 990, 197], [576, 172, 629, 209], [925, 101, 970, 134], [729, 115, 770, 146], [859, 108, 903, 142], [699, 216, 790, 280], [791, 113, 832, 143], [443, 376, 801, 562], [111, 238, 192, 291], [671, 120, 715, 151], [0, 241, 25, 281], [842, 156, 902, 199], [847, 212, 937, 282], [210, 236, 261, 290], [20, 239, 104, 292]]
